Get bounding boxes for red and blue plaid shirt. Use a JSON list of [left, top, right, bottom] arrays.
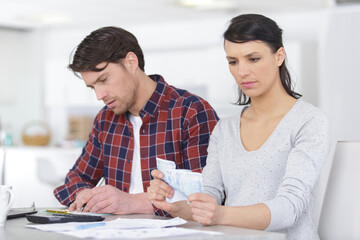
[[54, 74, 219, 216]]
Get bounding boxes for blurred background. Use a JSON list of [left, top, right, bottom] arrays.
[[0, 0, 360, 237], [1, 0, 360, 145]]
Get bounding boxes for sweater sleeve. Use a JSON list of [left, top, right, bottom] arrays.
[[263, 112, 331, 230], [202, 122, 226, 205]]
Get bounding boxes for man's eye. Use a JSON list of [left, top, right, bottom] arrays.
[[228, 60, 237, 65]]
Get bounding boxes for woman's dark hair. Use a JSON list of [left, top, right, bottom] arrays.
[[69, 26, 145, 74], [224, 14, 301, 105]]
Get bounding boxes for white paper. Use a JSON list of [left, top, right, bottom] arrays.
[[26, 217, 222, 239], [26, 217, 187, 232], [61, 227, 222, 239]]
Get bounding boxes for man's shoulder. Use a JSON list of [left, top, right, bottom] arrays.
[[163, 85, 218, 122], [167, 85, 210, 109]]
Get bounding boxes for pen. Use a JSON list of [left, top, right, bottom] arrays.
[[46, 209, 71, 214], [80, 177, 105, 211], [75, 222, 105, 230]]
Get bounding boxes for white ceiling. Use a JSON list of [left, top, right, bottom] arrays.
[[0, 0, 337, 30]]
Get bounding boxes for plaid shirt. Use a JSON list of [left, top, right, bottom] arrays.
[[54, 74, 219, 216]]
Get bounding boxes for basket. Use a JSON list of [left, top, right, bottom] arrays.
[[22, 121, 51, 146]]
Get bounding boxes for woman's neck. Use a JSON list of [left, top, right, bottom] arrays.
[[247, 83, 298, 120]]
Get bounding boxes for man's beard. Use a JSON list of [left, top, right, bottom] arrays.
[[111, 94, 136, 115]]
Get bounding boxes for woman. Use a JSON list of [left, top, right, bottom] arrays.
[[147, 14, 330, 240]]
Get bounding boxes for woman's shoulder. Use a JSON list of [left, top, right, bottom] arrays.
[[289, 100, 330, 132], [217, 108, 243, 126], [292, 100, 328, 122], [211, 109, 243, 135]]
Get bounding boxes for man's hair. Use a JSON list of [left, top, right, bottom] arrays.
[[68, 26, 145, 73]]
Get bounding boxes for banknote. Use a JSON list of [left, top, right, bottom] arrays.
[[156, 158, 176, 185], [156, 158, 203, 203]]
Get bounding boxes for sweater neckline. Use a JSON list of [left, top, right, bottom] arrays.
[[237, 99, 302, 153]]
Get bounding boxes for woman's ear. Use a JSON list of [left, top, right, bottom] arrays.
[[276, 47, 285, 66]]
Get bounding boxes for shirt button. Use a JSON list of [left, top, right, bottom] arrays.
[[124, 187, 127, 192], [127, 159, 130, 163], [142, 129, 145, 134]]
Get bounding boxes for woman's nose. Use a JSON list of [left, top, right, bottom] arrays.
[[237, 62, 250, 77]]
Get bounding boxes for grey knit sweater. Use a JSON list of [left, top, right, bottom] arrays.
[[202, 100, 330, 240]]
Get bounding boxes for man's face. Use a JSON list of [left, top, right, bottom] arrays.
[[81, 62, 137, 115]]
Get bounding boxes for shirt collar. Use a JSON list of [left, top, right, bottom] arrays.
[[139, 74, 169, 118]]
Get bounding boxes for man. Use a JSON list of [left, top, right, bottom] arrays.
[[53, 26, 219, 217]]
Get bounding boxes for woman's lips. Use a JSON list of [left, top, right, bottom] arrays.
[[241, 81, 256, 89]]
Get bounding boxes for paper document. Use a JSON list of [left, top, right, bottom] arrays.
[[27, 217, 187, 232], [61, 227, 222, 239], [27, 217, 222, 239]]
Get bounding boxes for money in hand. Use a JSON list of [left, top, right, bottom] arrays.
[[156, 158, 203, 203]]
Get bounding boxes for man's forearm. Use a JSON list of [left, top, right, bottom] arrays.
[[131, 193, 156, 214]]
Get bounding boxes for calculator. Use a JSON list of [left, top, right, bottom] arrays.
[[26, 213, 105, 224]]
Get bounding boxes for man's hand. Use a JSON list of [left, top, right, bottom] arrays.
[[78, 185, 149, 214], [68, 188, 92, 212], [147, 169, 177, 213], [188, 193, 221, 226], [70, 185, 153, 214]]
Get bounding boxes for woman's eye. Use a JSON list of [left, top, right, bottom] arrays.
[[228, 61, 237, 65], [249, 57, 260, 62]]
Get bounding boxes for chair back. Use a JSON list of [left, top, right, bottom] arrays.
[[318, 141, 360, 240]]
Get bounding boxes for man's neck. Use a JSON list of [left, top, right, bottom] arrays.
[[129, 71, 157, 116]]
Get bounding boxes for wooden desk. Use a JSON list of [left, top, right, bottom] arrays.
[[1, 213, 285, 240]]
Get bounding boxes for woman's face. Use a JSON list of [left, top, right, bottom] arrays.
[[224, 40, 284, 100]]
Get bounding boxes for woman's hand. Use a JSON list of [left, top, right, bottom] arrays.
[[147, 169, 176, 213], [188, 193, 221, 226]]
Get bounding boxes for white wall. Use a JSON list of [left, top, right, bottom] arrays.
[[272, 5, 360, 144], [2, 5, 359, 147], [319, 6, 360, 141], [4, 147, 82, 207], [0, 28, 45, 145]]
